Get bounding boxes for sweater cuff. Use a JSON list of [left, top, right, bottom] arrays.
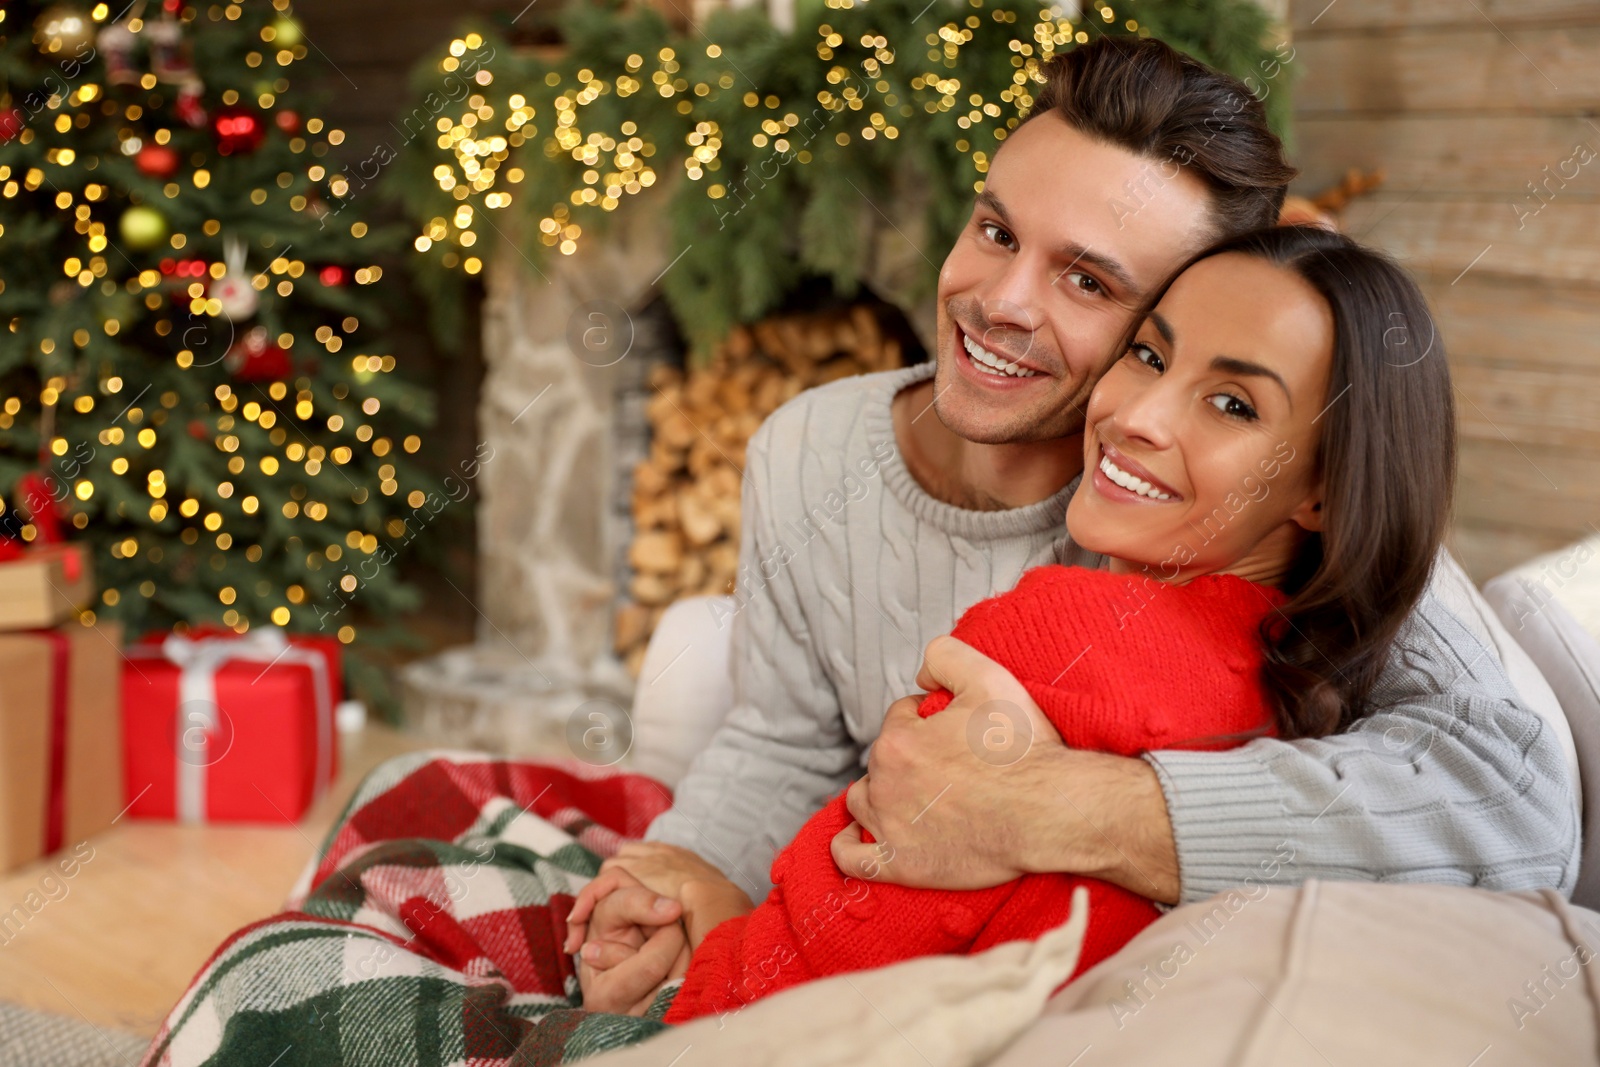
[[1144, 747, 1302, 906]]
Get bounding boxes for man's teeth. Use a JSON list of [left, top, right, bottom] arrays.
[[1099, 455, 1174, 501], [962, 334, 1038, 378]]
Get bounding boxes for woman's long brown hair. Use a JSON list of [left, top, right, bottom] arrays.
[[1130, 225, 1457, 739]]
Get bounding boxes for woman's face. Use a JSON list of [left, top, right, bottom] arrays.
[[1065, 253, 1333, 587]]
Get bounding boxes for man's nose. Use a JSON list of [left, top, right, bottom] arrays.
[[975, 256, 1044, 339]]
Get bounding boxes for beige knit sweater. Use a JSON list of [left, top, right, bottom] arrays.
[[647, 363, 1579, 904]]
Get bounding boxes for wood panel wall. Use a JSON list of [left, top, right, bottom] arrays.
[[1289, 0, 1600, 581]]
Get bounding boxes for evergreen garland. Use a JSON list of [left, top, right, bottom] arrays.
[[392, 0, 1291, 357]]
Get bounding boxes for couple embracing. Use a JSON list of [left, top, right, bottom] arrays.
[[144, 35, 1577, 1066]]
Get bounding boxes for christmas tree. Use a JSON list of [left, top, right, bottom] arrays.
[[0, 0, 435, 648]]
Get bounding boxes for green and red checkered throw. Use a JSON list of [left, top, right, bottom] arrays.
[[140, 752, 681, 1066]]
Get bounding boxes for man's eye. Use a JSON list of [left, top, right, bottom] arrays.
[[1128, 342, 1164, 373], [979, 221, 1015, 249], [1062, 271, 1102, 296], [1207, 393, 1259, 421]]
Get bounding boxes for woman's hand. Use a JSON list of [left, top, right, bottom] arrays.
[[602, 842, 756, 950], [567, 866, 691, 1016]]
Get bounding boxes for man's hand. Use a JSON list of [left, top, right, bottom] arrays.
[[565, 867, 689, 1016], [830, 636, 1181, 904]]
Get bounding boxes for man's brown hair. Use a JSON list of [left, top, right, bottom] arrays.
[[1027, 36, 1296, 237]]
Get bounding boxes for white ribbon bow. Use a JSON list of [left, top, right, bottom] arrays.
[[129, 630, 333, 823]]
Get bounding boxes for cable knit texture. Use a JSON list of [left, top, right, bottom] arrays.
[[665, 566, 1285, 1023], [648, 364, 1578, 913]]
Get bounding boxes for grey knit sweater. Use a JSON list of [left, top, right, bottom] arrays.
[[647, 363, 1581, 904]]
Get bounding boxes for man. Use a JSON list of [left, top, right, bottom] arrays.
[[604, 36, 1579, 971]]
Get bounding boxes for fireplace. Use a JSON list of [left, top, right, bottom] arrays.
[[399, 196, 934, 758]]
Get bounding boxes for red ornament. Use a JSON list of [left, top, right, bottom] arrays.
[[317, 265, 347, 287], [188, 419, 210, 440], [0, 109, 24, 143], [224, 325, 292, 382], [274, 109, 301, 135], [135, 143, 182, 178], [212, 105, 264, 154], [174, 86, 208, 129]]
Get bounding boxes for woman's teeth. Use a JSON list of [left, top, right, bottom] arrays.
[[962, 334, 1038, 378], [1099, 455, 1174, 501]]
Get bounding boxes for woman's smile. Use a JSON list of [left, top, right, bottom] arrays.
[[1091, 440, 1182, 503]]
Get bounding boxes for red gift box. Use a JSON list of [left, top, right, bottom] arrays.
[[121, 630, 342, 823]]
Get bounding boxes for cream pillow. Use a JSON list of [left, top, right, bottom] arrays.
[[1428, 551, 1580, 801], [580, 887, 1090, 1067]]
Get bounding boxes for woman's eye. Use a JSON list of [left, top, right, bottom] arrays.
[[978, 221, 1015, 249], [1128, 342, 1164, 373], [1207, 393, 1258, 420], [1061, 270, 1103, 297]]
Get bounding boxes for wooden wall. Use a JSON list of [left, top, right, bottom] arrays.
[[1289, 0, 1600, 581]]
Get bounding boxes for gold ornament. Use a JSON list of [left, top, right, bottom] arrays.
[[33, 5, 96, 57]]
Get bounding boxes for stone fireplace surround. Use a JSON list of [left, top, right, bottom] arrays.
[[399, 189, 935, 760]]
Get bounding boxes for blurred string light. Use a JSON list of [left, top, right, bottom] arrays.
[[414, 1, 1132, 262], [0, 0, 426, 642]]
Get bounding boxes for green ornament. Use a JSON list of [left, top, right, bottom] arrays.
[[270, 16, 303, 50], [119, 205, 169, 251]]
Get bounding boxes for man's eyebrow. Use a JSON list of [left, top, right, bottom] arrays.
[[973, 190, 1139, 296], [1054, 244, 1139, 297]]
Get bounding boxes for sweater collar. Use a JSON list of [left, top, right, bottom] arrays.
[[866, 362, 1087, 544]]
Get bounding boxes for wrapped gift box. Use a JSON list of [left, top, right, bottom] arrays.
[[0, 543, 95, 632], [0, 623, 125, 873], [121, 630, 342, 824]]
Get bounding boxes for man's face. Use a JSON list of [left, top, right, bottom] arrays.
[[932, 112, 1218, 445]]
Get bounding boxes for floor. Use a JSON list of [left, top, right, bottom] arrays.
[[0, 724, 430, 1039]]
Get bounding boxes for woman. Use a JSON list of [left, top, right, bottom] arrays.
[[568, 224, 1457, 1021]]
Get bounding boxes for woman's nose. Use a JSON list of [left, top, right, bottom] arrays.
[[1107, 377, 1181, 450]]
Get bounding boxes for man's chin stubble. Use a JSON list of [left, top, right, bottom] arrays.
[[932, 365, 1092, 445]]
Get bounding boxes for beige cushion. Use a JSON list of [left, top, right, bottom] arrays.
[[581, 887, 1091, 1067], [589, 882, 1600, 1067], [1501, 535, 1600, 644], [1485, 572, 1600, 910], [990, 881, 1600, 1066], [1430, 551, 1580, 798], [630, 595, 738, 788]]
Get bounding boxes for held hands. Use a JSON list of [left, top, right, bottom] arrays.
[[565, 866, 690, 1016], [564, 844, 758, 1015], [602, 842, 758, 947]]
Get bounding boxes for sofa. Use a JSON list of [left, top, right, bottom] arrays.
[[604, 537, 1600, 1066]]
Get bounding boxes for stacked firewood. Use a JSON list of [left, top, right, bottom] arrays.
[[615, 303, 907, 675]]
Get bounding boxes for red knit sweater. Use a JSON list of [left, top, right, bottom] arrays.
[[664, 566, 1285, 1025]]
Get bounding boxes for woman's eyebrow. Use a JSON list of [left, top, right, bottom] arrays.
[[1211, 355, 1291, 403]]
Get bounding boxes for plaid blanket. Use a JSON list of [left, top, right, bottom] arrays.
[[141, 752, 680, 1067]]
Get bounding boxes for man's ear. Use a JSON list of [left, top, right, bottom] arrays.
[[1291, 486, 1325, 533]]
